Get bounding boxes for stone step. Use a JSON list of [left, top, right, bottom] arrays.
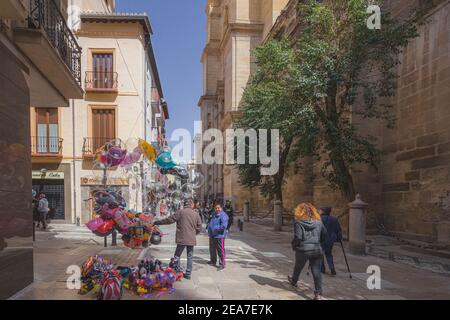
[[367, 245, 450, 275]]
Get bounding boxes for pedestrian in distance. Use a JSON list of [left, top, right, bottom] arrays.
[[203, 202, 213, 224], [153, 198, 202, 280], [37, 193, 49, 230], [288, 202, 327, 300], [320, 206, 343, 275], [32, 190, 39, 226], [194, 200, 203, 223], [223, 200, 234, 231], [207, 203, 228, 271]]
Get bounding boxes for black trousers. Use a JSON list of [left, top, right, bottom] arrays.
[[209, 237, 226, 267], [321, 243, 335, 272], [291, 251, 323, 295]]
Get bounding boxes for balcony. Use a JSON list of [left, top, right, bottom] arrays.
[[31, 136, 63, 161], [82, 137, 115, 158], [13, 0, 83, 99], [85, 71, 118, 93]]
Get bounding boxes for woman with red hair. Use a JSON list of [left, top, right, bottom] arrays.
[[288, 202, 327, 300]]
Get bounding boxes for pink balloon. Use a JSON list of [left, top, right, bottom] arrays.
[[86, 218, 105, 231], [121, 147, 142, 166]]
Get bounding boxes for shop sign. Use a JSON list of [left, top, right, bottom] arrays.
[[32, 171, 64, 179], [80, 177, 129, 186]]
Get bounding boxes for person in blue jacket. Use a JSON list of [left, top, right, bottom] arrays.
[[207, 203, 229, 270]]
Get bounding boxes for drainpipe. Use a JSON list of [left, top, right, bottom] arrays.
[[72, 97, 77, 225]]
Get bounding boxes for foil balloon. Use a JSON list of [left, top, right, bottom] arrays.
[[86, 218, 105, 231], [190, 171, 205, 189], [155, 150, 176, 169], [121, 147, 142, 166], [107, 145, 127, 167], [94, 219, 115, 236], [138, 139, 156, 162], [159, 166, 189, 179], [181, 183, 194, 199]]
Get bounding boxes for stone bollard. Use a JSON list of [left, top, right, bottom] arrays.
[[243, 200, 250, 222], [274, 200, 283, 231], [348, 194, 368, 255]]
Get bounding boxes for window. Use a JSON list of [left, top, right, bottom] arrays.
[[91, 108, 115, 151], [36, 108, 59, 153], [92, 53, 114, 89]]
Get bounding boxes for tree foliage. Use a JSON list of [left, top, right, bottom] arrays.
[[236, 0, 427, 202]]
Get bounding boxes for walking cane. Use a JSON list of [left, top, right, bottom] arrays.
[[339, 240, 352, 279]]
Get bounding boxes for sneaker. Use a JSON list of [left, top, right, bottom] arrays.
[[287, 276, 298, 288], [330, 269, 337, 276], [314, 293, 323, 300], [183, 273, 191, 280], [217, 266, 225, 271], [207, 261, 216, 266]]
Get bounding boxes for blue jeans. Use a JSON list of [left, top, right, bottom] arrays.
[[174, 245, 194, 276], [291, 252, 322, 295]]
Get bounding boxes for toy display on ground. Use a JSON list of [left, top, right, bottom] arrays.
[[78, 255, 184, 300]]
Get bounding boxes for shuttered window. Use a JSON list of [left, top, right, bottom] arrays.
[[92, 53, 114, 89], [92, 109, 115, 151]]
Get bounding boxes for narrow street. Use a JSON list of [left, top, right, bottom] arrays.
[[11, 220, 450, 300]]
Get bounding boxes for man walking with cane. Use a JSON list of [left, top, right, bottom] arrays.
[[319, 207, 342, 275]]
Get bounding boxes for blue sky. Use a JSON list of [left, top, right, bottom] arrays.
[[116, 0, 205, 145]]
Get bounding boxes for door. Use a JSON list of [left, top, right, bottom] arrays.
[[32, 180, 65, 220]]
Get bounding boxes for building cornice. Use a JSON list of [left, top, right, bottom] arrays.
[[198, 94, 218, 107], [201, 39, 221, 61], [220, 22, 264, 52], [220, 110, 242, 129]]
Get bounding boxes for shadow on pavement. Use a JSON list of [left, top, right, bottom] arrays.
[[249, 274, 310, 300]]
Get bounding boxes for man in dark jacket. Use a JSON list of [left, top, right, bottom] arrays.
[[154, 198, 202, 279], [223, 200, 234, 231], [207, 203, 229, 270], [320, 207, 342, 275]]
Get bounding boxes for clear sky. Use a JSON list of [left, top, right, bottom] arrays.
[[116, 0, 206, 146]]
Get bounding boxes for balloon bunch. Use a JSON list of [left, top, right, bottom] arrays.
[[78, 256, 183, 300], [78, 255, 120, 300], [86, 190, 163, 249], [94, 138, 157, 170]]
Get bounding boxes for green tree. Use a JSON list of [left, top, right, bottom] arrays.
[[236, 0, 429, 203], [235, 39, 318, 203]]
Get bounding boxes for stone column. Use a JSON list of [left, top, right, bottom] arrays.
[[243, 200, 250, 222], [274, 200, 282, 231], [348, 194, 368, 255]]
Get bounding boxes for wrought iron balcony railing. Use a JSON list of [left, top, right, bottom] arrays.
[[31, 136, 63, 155], [82, 137, 115, 157], [85, 71, 118, 92], [28, 0, 82, 86]]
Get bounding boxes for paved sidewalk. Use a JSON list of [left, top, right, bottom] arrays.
[[10, 220, 450, 300]]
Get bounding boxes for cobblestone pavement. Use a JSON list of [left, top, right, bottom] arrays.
[[10, 220, 450, 300]]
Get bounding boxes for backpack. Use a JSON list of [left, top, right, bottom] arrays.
[[292, 222, 323, 258]]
